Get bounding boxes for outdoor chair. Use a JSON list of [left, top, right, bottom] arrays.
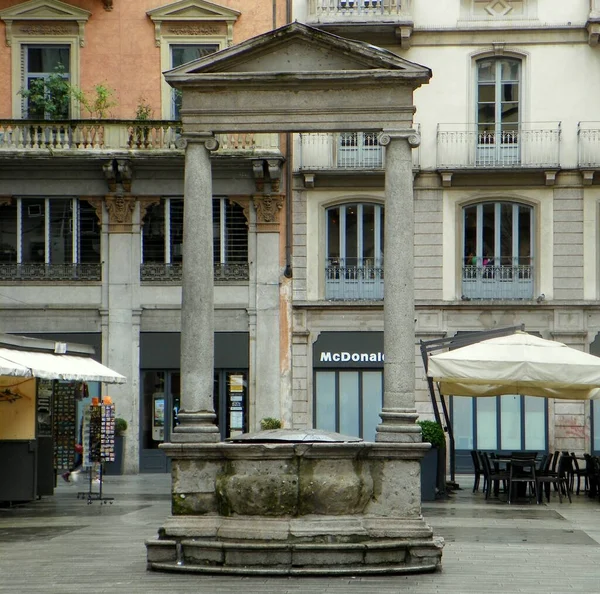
[[507, 454, 537, 504], [570, 453, 588, 495], [470, 450, 483, 492], [587, 456, 600, 500], [481, 452, 509, 500], [536, 454, 572, 504]]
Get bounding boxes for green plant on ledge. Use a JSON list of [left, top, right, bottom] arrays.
[[72, 83, 118, 118], [19, 64, 71, 120], [115, 417, 128, 436], [417, 420, 445, 448], [260, 417, 282, 430]]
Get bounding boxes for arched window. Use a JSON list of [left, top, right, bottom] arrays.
[[325, 202, 384, 300], [462, 201, 533, 299], [476, 57, 521, 166]]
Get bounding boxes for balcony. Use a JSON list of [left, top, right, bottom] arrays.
[[0, 120, 280, 155], [295, 129, 419, 172], [140, 262, 249, 282], [437, 123, 561, 170], [305, 0, 413, 46], [462, 263, 533, 300], [578, 122, 600, 168], [0, 263, 101, 281], [325, 263, 384, 300]]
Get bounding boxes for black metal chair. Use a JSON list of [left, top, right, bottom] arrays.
[[536, 454, 572, 504], [570, 453, 589, 495], [481, 452, 509, 500], [470, 450, 483, 492], [507, 453, 537, 504]]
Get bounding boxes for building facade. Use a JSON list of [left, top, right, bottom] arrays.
[[3, 0, 600, 475], [0, 0, 290, 473], [291, 0, 600, 470]]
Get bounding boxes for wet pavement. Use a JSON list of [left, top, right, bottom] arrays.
[[1, 473, 600, 593]]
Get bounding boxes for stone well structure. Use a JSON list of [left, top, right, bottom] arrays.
[[145, 22, 443, 574]]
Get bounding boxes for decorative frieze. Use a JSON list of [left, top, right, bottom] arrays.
[[165, 23, 224, 36], [253, 194, 284, 232], [105, 194, 136, 233]]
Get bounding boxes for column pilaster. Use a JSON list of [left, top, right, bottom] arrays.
[[173, 133, 220, 442], [376, 130, 421, 443]]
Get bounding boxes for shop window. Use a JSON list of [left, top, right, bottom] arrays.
[[0, 198, 100, 280], [314, 369, 382, 441], [462, 201, 533, 299], [141, 197, 248, 281], [325, 202, 384, 300]]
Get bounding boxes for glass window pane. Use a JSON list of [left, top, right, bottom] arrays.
[[28, 46, 70, 73], [478, 85, 495, 103], [344, 206, 358, 265], [518, 206, 531, 265], [502, 83, 519, 102], [362, 371, 382, 441], [464, 205, 477, 261], [476, 397, 497, 450], [327, 207, 340, 262], [500, 203, 513, 264], [22, 199, 46, 263], [524, 396, 545, 451], [142, 202, 165, 263], [482, 203, 495, 263], [171, 44, 219, 68], [362, 204, 375, 263], [500, 60, 520, 81], [500, 395, 521, 450], [79, 201, 100, 263], [0, 202, 18, 262], [477, 60, 495, 82], [315, 372, 336, 432], [452, 396, 474, 450], [170, 199, 184, 263], [339, 371, 359, 437], [222, 199, 247, 264], [501, 103, 519, 123], [477, 104, 495, 125], [48, 198, 72, 264]]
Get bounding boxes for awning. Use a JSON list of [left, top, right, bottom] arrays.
[[0, 347, 126, 384]]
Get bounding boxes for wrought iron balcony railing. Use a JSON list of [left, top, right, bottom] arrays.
[[325, 264, 384, 300], [437, 123, 561, 169], [578, 122, 600, 167], [0, 263, 101, 281], [0, 120, 280, 154], [140, 262, 249, 282], [462, 264, 533, 300]]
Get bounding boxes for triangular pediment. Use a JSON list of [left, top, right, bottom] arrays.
[[0, 0, 91, 21], [166, 22, 430, 78], [147, 0, 240, 23]]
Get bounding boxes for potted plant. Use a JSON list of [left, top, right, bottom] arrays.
[[104, 417, 127, 475], [130, 97, 154, 148], [418, 419, 446, 501], [260, 417, 282, 430]]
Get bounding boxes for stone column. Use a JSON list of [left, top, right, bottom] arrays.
[[376, 130, 421, 443], [173, 133, 220, 442]]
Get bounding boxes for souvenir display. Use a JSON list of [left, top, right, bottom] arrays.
[[53, 382, 77, 471]]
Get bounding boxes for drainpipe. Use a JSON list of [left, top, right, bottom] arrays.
[[283, 0, 293, 279]]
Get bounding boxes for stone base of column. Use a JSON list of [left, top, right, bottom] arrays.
[[169, 411, 220, 443], [375, 408, 422, 443]]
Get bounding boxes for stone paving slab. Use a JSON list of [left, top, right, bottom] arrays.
[[1, 475, 600, 593]]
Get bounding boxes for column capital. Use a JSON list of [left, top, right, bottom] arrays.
[[379, 129, 421, 148], [176, 132, 219, 151]]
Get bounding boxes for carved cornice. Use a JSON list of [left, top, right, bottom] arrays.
[[252, 194, 284, 233], [80, 197, 104, 227], [105, 194, 135, 233], [139, 197, 162, 223]]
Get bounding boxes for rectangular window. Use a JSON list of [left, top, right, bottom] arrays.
[[0, 198, 100, 280], [22, 45, 70, 119], [314, 369, 382, 439], [170, 44, 219, 119]]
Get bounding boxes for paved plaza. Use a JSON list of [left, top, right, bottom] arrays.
[[1, 473, 600, 594]]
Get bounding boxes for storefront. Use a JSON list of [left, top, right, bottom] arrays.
[[139, 332, 249, 472], [313, 332, 384, 441], [0, 334, 125, 504]]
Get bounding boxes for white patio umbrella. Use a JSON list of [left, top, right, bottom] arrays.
[[427, 331, 600, 400]]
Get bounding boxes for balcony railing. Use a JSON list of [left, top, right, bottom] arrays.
[[0, 263, 101, 281], [437, 123, 561, 169], [140, 262, 249, 282], [462, 264, 533, 300], [307, 0, 409, 23], [295, 128, 420, 171], [578, 122, 600, 167], [0, 120, 280, 154], [325, 264, 384, 300]]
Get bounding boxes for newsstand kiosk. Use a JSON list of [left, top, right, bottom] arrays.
[[0, 334, 126, 505]]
